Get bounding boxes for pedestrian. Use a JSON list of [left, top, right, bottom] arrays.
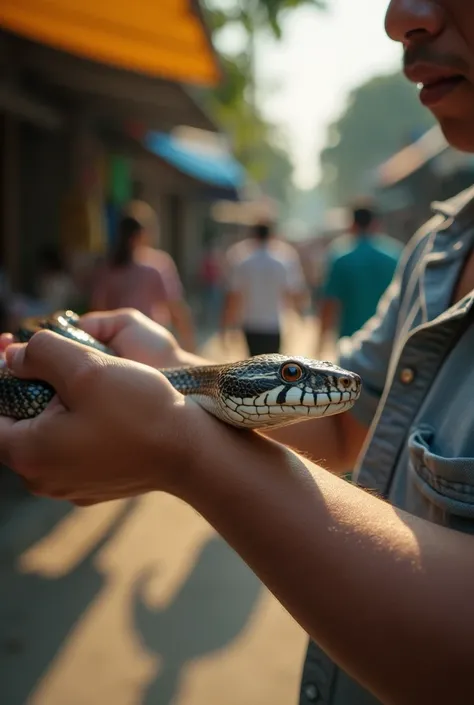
[[222, 221, 308, 356], [124, 181, 196, 352], [91, 215, 195, 351], [317, 201, 402, 355], [90, 215, 171, 320], [0, 2, 474, 704]]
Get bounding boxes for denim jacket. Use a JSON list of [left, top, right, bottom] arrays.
[[299, 186, 474, 705]]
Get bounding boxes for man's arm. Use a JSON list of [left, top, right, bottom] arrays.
[[265, 405, 369, 471], [4, 329, 468, 705], [177, 412, 472, 705]]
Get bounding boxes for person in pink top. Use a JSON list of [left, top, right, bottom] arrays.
[[91, 217, 195, 351], [124, 182, 196, 351]]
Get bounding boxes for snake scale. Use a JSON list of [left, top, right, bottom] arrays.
[[0, 310, 361, 430]]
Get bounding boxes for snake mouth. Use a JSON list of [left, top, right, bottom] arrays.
[[268, 390, 359, 416], [222, 388, 360, 428], [275, 385, 360, 408]]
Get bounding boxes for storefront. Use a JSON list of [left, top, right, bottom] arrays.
[[0, 1, 222, 301]]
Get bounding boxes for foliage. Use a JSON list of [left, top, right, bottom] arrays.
[[319, 71, 436, 206], [201, 53, 271, 181], [204, 0, 326, 40], [200, 0, 327, 204]]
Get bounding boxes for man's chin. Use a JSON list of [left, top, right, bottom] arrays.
[[438, 117, 474, 154]]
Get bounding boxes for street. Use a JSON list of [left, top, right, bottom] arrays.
[[0, 314, 326, 705]]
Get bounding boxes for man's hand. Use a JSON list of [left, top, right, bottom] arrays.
[[0, 330, 195, 504], [80, 308, 181, 367], [0, 308, 181, 369], [80, 309, 209, 369]]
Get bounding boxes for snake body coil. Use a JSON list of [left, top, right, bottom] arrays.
[[0, 311, 361, 429]]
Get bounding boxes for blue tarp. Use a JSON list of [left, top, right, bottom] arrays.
[[145, 131, 245, 194]]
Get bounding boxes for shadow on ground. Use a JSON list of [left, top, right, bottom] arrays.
[[0, 497, 138, 705], [0, 495, 263, 705], [134, 535, 263, 705]]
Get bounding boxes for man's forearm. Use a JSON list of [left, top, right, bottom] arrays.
[[265, 408, 368, 472], [178, 408, 473, 705]]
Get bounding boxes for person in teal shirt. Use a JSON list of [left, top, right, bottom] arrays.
[[317, 202, 402, 351]]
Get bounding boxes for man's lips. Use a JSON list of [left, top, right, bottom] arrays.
[[404, 63, 467, 107]]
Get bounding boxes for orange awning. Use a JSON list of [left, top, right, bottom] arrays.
[[1, 0, 220, 86]]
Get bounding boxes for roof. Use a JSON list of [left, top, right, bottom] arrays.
[[8, 33, 218, 133], [146, 130, 245, 194], [105, 128, 245, 201], [377, 125, 448, 187], [1, 0, 220, 86]]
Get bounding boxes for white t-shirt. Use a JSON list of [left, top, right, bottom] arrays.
[[227, 245, 305, 332]]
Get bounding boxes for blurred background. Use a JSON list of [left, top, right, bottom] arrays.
[[1, 1, 474, 704]]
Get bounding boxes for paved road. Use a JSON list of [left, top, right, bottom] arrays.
[[0, 314, 329, 705]]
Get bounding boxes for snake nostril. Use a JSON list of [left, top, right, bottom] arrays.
[[339, 376, 352, 389]]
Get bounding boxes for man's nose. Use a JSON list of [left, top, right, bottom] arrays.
[[385, 0, 447, 44]]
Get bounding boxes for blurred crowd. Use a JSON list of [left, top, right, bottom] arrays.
[[0, 196, 402, 359]]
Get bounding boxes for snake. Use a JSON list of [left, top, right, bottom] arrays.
[[0, 310, 361, 430]]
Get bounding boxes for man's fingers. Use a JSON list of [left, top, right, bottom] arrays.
[[0, 333, 15, 351], [5, 330, 104, 405], [79, 309, 140, 344]]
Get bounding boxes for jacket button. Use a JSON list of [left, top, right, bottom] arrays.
[[400, 367, 415, 385], [304, 683, 320, 701]]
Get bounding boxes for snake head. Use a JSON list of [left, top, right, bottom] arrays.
[[215, 355, 362, 430]]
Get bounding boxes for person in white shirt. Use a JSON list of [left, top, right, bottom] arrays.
[[221, 221, 308, 356]]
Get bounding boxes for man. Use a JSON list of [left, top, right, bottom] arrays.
[[0, 2, 473, 703], [318, 202, 402, 354], [222, 221, 308, 355]]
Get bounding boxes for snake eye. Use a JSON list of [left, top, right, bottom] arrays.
[[280, 362, 303, 383], [339, 376, 352, 389]]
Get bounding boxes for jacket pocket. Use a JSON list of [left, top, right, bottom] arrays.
[[408, 425, 474, 531]]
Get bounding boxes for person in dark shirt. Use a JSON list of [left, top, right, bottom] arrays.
[[318, 202, 402, 354]]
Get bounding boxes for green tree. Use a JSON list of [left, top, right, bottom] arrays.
[[319, 71, 436, 206], [204, 0, 326, 41], [205, 0, 326, 103], [201, 52, 271, 181], [201, 0, 327, 204]]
